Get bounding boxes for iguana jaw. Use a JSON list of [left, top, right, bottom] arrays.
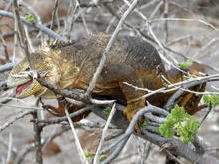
[[7, 77, 42, 98]]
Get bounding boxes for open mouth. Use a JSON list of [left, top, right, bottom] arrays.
[[16, 80, 33, 96]]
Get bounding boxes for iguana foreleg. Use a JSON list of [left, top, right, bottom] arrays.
[[41, 97, 90, 122], [111, 65, 146, 131], [119, 80, 145, 132], [99, 64, 146, 131]]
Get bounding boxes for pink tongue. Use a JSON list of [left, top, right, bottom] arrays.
[[16, 80, 33, 95]]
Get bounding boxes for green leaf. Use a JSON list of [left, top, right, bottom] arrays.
[[103, 107, 111, 120], [179, 125, 196, 144], [184, 120, 200, 133], [99, 155, 108, 162], [84, 150, 108, 162], [181, 134, 194, 144], [202, 94, 219, 107], [139, 119, 148, 128], [24, 13, 36, 23], [56, 30, 62, 34], [171, 105, 187, 122], [178, 62, 192, 70], [159, 105, 200, 144], [84, 150, 94, 161], [163, 116, 176, 127], [159, 124, 175, 138]]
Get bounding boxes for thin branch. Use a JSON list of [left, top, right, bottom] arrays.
[[0, 30, 10, 61], [192, 38, 219, 59], [6, 133, 13, 163], [13, 0, 32, 68], [12, 13, 18, 62], [20, 0, 43, 41], [93, 103, 116, 164], [132, 73, 219, 102], [101, 138, 128, 164], [14, 121, 114, 164], [35, 105, 93, 125], [32, 111, 43, 164], [192, 135, 205, 154], [0, 62, 15, 73], [20, 1, 42, 25], [149, 0, 163, 19], [36, 76, 115, 105], [50, 0, 59, 29], [166, 35, 192, 46], [14, 126, 70, 164], [0, 10, 63, 40], [151, 18, 219, 31], [24, 25, 34, 52], [163, 0, 169, 43], [165, 150, 183, 164], [200, 105, 212, 125], [65, 107, 88, 164], [164, 80, 207, 111], [0, 110, 36, 132]]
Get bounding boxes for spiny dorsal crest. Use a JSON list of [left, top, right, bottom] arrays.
[[40, 39, 76, 51], [49, 40, 77, 49]]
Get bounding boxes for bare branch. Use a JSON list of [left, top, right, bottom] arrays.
[[164, 79, 207, 111], [14, 126, 70, 164], [0, 110, 36, 132], [6, 133, 13, 163], [13, 0, 33, 68], [32, 111, 43, 164], [151, 18, 219, 31], [0, 30, 10, 61], [35, 105, 93, 125], [0, 10, 63, 40], [0, 62, 15, 73], [93, 103, 116, 164], [65, 106, 88, 164], [50, 0, 59, 30], [36, 75, 115, 105]]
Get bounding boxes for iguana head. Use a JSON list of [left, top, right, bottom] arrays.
[[7, 49, 61, 98]]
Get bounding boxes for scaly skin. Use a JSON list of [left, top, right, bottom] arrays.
[[7, 33, 206, 124]]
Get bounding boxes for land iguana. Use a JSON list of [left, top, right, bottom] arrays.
[[7, 33, 206, 124]]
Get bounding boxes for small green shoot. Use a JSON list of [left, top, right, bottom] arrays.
[[202, 94, 219, 107], [178, 62, 192, 70], [24, 13, 36, 23], [56, 30, 62, 34], [159, 105, 200, 144], [178, 120, 200, 144], [84, 150, 94, 161], [99, 155, 108, 162], [84, 150, 108, 162], [139, 119, 148, 129], [103, 107, 111, 120]]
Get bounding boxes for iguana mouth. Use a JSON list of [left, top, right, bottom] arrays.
[[16, 80, 33, 96]]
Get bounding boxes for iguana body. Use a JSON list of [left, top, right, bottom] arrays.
[[7, 33, 206, 122]]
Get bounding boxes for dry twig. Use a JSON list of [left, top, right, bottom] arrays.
[[65, 106, 88, 164], [93, 103, 116, 164]]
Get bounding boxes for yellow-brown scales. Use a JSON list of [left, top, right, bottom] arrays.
[[7, 33, 206, 123]]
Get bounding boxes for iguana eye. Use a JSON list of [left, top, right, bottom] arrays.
[[25, 67, 30, 71]]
